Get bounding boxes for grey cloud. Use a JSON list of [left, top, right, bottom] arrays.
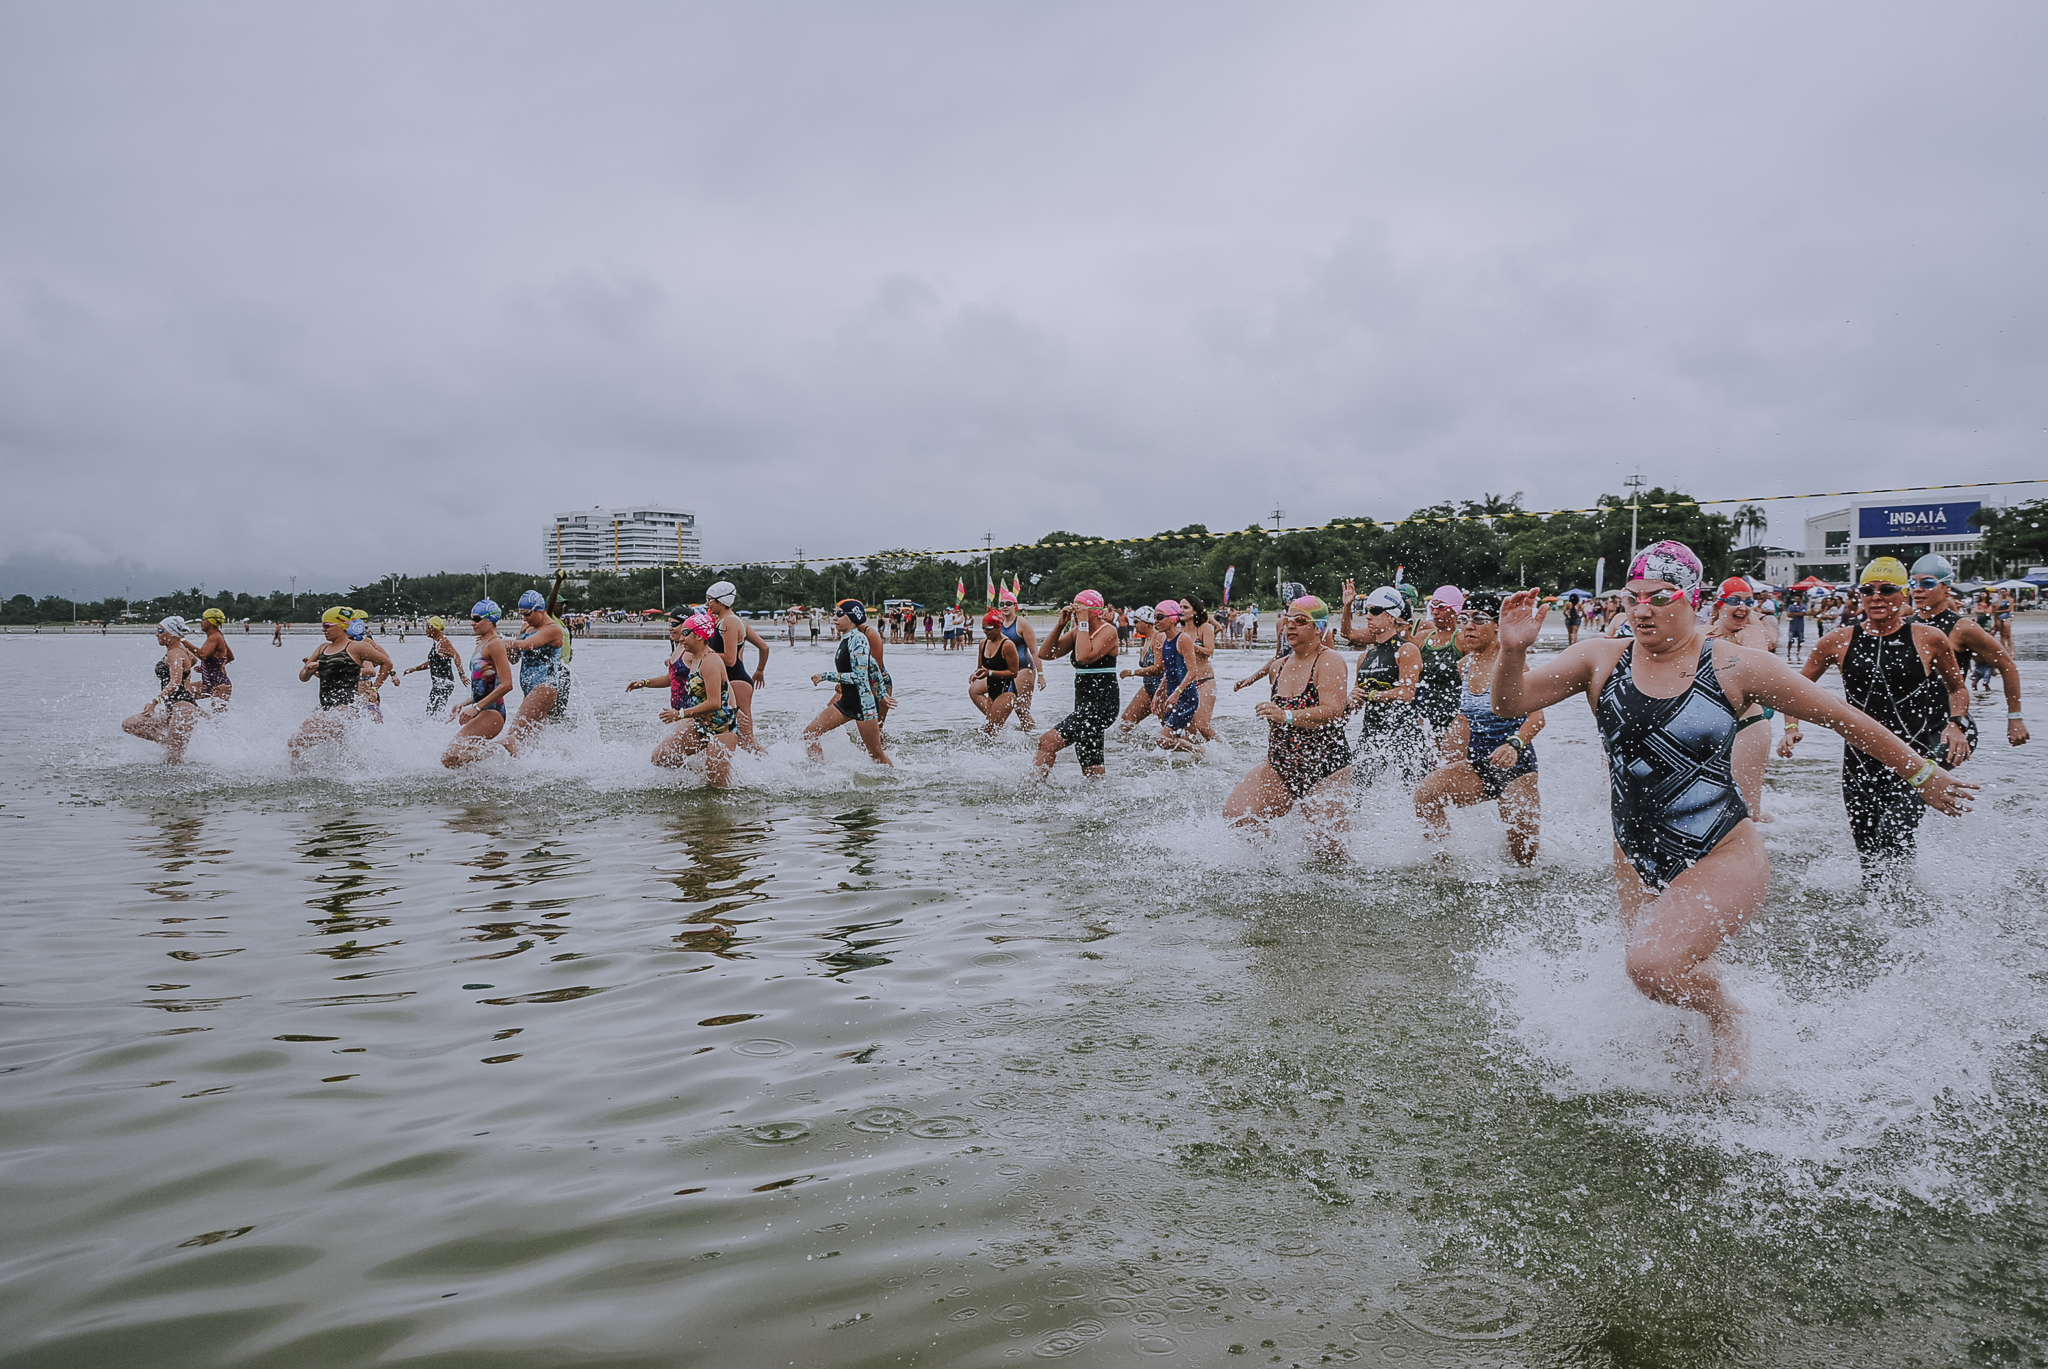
[[2, 1, 2044, 597]]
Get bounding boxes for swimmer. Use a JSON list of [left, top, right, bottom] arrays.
[[1116, 606, 1165, 734], [441, 600, 515, 768], [970, 609, 1021, 737], [1494, 540, 1975, 1088], [1561, 592, 1584, 646], [1154, 600, 1211, 753], [500, 588, 570, 757], [1223, 597, 1354, 859], [803, 600, 892, 766], [1180, 596, 1221, 740], [402, 616, 463, 716], [1414, 585, 1465, 760], [194, 607, 234, 704], [1343, 585, 1429, 788], [272, 620, 284, 647], [704, 581, 770, 752], [1705, 577, 1781, 822], [856, 603, 895, 729], [121, 618, 204, 762], [1414, 593, 1544, 866], [290, 606, 396, 764], [625, 613, 693, 718], [1909, 554, 2028, 753], [650, 613, 741, 785], [348, 611, 395, 718], [997, 594, 1039, 729], [1032, 590, 1122, 779], [1782, 556, 1972, 889]]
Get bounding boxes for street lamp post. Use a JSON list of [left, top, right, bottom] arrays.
[[484, 565, 491, 600], [290, 576, 297, 613]]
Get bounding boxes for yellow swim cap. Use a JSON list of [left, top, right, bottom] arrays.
[[201, 608, 226, 624], [321, 606, 351, 624], [351, 609, 369, 621], [1859, 556, 1909, 586], [427, 615, 446, 632]]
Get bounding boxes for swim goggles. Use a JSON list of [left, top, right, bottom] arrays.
[[1721, 596, 1756, 607], [1626, 589, 1688, 607], [1909, 576, 1945, 590], [1857, 583, 1904, 596]]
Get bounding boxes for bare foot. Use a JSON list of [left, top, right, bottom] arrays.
[[1707, 1009, 1750, 1091]]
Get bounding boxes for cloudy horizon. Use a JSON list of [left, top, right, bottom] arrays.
[[4, 1, 2044, 600]]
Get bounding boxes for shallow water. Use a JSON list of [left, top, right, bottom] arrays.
[[2, 630, 2044, 1368]]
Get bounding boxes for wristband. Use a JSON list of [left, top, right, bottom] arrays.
[[1906, 758, 1937, 789], [1508, 736, 1527, 753], [1948, 715, 1967, 726], [2010, 711, 2025, 721], [1284, 710, 1296, 728]]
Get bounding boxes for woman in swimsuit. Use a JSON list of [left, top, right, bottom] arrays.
[[1343, 584, 1429, 788], [501, 588, 570, 757], [1704, 577, 1781, 822], [996, 595, 1038, 730], [1115, 607, 1164, 734], [650, 613, 741, 785], [970, 609, 1022, 737], [804, 600, 893, 766], [1223, 597, 1354, 859], [288, 606, 396, 764], [1181, 596, 1221, 741], [403, 616, 464, 717], [704, 581, 771, 753], [1155, 601, 1213, 752], [122, 617, 205, 762], [1414, 585, 1465, 760], [1493, 540, 1976, 1087], [1414, 593, 1545, 865], [442, 600, 516, 768], [194, 608, 235, 704], [626, 614, 693, 714], [1032, 590, 1122, 778]]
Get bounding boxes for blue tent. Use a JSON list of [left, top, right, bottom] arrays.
[[2025, 570, 2048, 587]]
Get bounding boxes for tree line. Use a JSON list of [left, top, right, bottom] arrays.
[[32, 486, 2046, 627]]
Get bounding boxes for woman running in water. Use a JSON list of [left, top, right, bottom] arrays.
[[1181, 596, 1221, 741], [649, 613, 740, 785], [500, 588, 569, 756], [442, 600, 516, 768], [970, 609, 1021, 736], [1223, 597, 1354, 858], [804, 600, 893, 766], [194, 608, 234, 704], [403, 616, 463, 716], [1493, 540, 1976, 1087], [1705, 577, 1781, 822], [1032, 590, 1122, 778], [1115, 606, 1164, 735], [626, 613, 693, 715], [1343, 585, 1428, 788], [997, 594, 1039, 729], [1155, 601, 1211, 752], [1414, 593, 1545, 865], [122, 618, 205, 762], [1414, 585, 1464, 759], [704, 581, 770, 752], [289, 607, 396, 763]]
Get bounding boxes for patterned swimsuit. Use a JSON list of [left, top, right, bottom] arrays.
[[1594, 642, 1748, 888], [1267, 657, 1353, 798]]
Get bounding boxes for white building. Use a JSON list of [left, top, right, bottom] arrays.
[[542, 506, 701, 573], [1797, 495, 1998, 583]]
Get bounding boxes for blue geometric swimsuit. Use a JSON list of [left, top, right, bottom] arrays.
[[1594, 642, 1748, 889]]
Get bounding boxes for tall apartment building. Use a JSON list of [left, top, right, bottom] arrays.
[[542, 506, 701, 573]]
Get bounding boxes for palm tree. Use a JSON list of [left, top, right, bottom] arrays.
[[1731, 504, 1769, 549]]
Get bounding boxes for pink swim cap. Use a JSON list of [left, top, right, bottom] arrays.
[[1074, 589, 1105, 609], [682, 613, 717, 640], [1430, 584, 1465, 612], [1629, 539, 1706, 606], [1154, 599, 1183, 619]]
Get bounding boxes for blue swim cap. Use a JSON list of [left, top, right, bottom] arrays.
[[472, 599, 502, 621], [346, 619, 368, 640], [517, 589, 546, 613]]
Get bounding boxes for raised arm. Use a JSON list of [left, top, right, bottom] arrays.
[[1491, 590, 1598, 716]]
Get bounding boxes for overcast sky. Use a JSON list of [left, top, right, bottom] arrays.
[[3, 2, 2043, 598]]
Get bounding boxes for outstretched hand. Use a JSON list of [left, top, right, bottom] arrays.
[[1497, 590, 1547, 652], [1921, 768, 1978, 817]]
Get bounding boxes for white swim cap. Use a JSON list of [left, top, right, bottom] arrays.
[[706, 581, 737, 605], [158, 616, 189, 636]]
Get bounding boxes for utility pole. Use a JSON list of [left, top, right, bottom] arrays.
[[1624, 469, 1645, 567], [484, 564, 491, 599], [659, 566, 664, 614], [1270, 508, 1285, 605], [984, 532, 993, 606], [289, 576, 296, 613]]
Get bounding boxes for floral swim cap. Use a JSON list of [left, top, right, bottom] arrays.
[[1627, 539, 1705, 606]]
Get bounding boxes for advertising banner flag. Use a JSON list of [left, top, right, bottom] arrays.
[[1222, 565, 1235, 605]]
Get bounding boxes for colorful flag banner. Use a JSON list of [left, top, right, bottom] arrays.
[[1222, 565, 1235, 606], [956, 577, 966, 604], [1594, 557, 1606, 598]]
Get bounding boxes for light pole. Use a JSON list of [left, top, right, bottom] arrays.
[[290, 576, 297, 613], [483, 565, 491, 599], [1624, 470, 1645, 566]]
